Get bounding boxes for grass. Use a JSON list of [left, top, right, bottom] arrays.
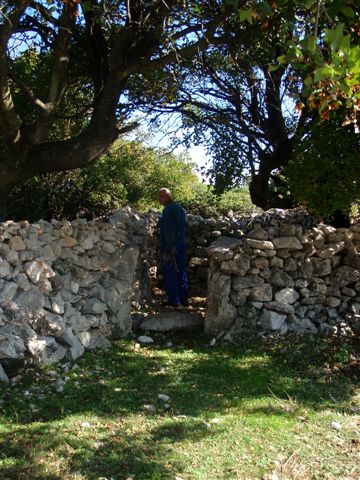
[[0, 332, 359, 480]]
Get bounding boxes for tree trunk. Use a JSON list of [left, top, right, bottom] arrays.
[[249, 139, 294, 210]]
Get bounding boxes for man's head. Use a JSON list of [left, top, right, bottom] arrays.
[[158, 188, 172, 206]]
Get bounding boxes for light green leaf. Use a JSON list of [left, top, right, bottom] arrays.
[[314, 64, 336, 82], [238, 8, 253, 24], [303, 0, 315, 9], [268, 64, 280, 72], [277, 54, 288, 64], [324, 24, 345, 49]]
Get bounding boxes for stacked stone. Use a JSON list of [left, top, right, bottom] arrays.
[[0, 208, 148, 384], [150, 209, 319, 297], [185, 209, 319, 296], [205, 219, 360, 337]]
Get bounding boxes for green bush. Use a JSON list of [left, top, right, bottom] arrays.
[[285, 118, 360, 221], [180, 184, 260, 217], [6, 139, 199, 221], [6, 137, 260, 221]]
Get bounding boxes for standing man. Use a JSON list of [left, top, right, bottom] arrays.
[[158, 188, 189, 307]]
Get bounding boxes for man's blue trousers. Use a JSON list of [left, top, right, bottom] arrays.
[[161, 243, 188, 306]]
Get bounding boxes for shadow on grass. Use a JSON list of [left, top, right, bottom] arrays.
[[0, 333, 359, 479]]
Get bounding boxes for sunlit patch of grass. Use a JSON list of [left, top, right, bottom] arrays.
[[0, 334, 359, 479]]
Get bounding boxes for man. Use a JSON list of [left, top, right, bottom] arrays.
[[158, 188, 188, 307]]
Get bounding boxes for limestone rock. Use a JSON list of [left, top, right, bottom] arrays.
[[260, 309, 287, 330], [140, 312, 203, 332], [275, 288, 299, 304], [0, 363, 9, 384], [246, 238, 274, 250], [272, 236, 303, 250], [207, 236, 243, 262]]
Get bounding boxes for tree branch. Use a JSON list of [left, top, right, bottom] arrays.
[[0, 0, 32, 149]]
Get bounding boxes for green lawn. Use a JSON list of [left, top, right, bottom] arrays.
[[0, 333, 359, 480]]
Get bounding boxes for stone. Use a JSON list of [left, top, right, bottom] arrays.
[[137, 335, 154, 344], [220, 252, 250, 275], [9, 236, 26, 251], [260, 309, 287, 330], [270, 270, 294, 288], [247, 227, 268, 240], [14, 286, 45, 311], [246, 238, 274, 250], [205, 268, 237, 333], [297, 318, 318, 333], [275, 288, 299, 304], [140, 312, 203, 332], [318, 242, 346, 258], [0, 258, 11, 278], [279, 224, 296, 236], [50, 293, 65, 314], [270, 257, 284, 268], [77, 330, 111, 349], [59, 327, 84, 360], [312, 259, 332, 277], [60, 236, 77, 247], [249, 285, 273, 302], [272, 236, 303, 250], [5, 250, 19, 265], [23, 260, 55, 284], [82, 298, 108, 315], [206, 236, 243, 262], [158, 394, 171, 402], [283, 258, 297, 271], [331, 266, 360, 287], [264, 301, 295, 315], [0, 363, 9, 384], [342, 287, 356, 297], [232, 275, 264, 290], [27, 336, 67, 364], [40, 244, 57, 262], [252, 257, 270, 269], [325, 296, 341, 308], [0, 281, 18, 303]]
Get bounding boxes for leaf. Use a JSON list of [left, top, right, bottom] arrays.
[[268, 64, 281, 72], [277, 54, 288, 64], [238, 8, 253, 24], [303, 35, 318, 54], [340, 6, 354, 17], [324, 24, 345, 50], [304, 76, 313, 87], [314, 64, 336, 82], [303, 0, 315, 9]]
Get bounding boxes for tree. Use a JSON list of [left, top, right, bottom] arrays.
[[131, 7, 309, 209], [0, 0, 229, 217], [131, 0, 358, 211], [7, 136, 200, 220], [1, 0, 358, 220], [285, 116, 360, 222]]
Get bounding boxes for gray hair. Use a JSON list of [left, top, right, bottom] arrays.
[[158, 188, 172, 197]]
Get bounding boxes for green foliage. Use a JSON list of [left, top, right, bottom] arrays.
[[6, 138, 200, 221], [181, 184, 260, 217], [6, 135, 260, 221], [218, 187, 262, 215], [285, 117, 360, 220]]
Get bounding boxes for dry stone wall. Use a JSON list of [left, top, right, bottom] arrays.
[[0, 208, 150, 385], [1, 206, 360, 386], [204, 210, 360, 338]]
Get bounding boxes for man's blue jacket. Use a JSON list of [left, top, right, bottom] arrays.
[[160, 201, 186, 252]]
